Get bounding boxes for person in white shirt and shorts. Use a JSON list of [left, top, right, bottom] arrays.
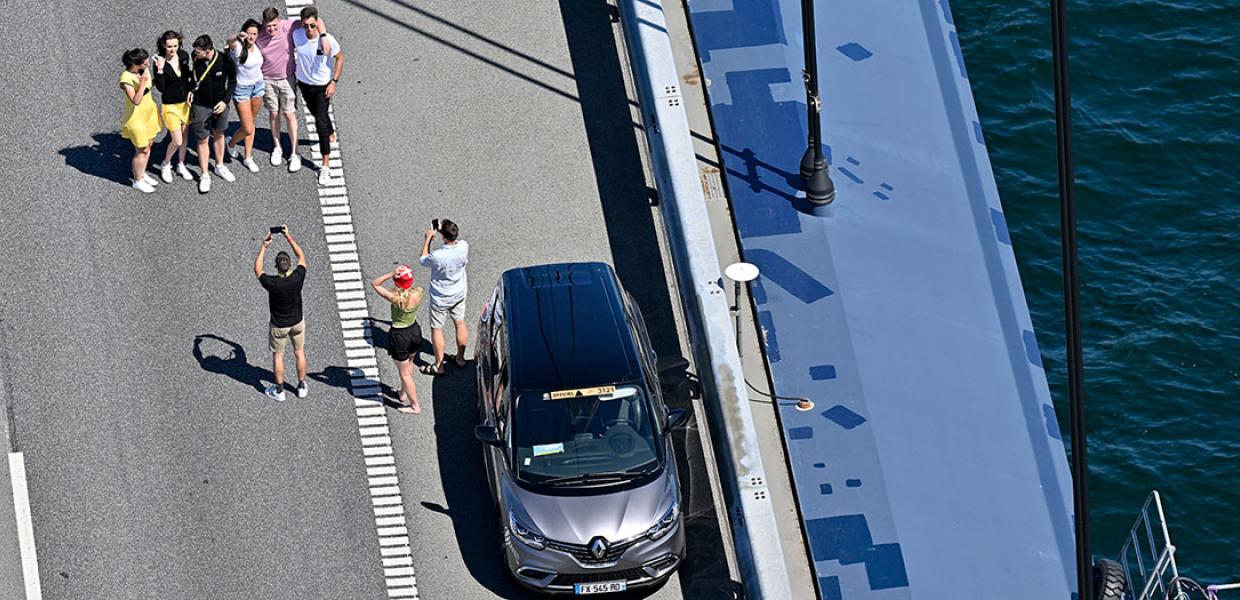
[[420, 219, 470, 376]]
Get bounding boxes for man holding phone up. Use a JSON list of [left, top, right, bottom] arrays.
[[420, 219, 469, 376], [256, 226, 309, 401]]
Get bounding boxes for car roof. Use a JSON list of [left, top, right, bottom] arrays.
[[502, 262, 643, 393]]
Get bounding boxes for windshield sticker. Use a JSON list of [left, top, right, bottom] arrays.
[[523, 457, 531, 466], [598, 387, 639, 401], [533, 443, 565, 457], [547, 385, 616, 400]]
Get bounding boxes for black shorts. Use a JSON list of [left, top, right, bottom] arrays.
[[190, 103, 230, 139], [388, 322, 423, 362]]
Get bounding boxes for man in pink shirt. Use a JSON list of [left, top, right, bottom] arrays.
[[258, 7, 304, 172]]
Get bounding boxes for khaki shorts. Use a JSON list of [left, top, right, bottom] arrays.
[[269, 319, 306, 353], [429, 299, 466, 329], [263, 78, 298, 114]]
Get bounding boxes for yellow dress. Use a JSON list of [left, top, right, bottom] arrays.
[[120, 71, 162, 148]]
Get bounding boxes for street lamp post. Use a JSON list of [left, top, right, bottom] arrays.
[[800, 0, 835, 205]]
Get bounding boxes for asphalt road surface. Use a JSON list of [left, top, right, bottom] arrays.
[[0, 0, 735, 598]]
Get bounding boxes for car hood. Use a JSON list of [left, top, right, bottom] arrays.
[[505, 465, 678, 544]]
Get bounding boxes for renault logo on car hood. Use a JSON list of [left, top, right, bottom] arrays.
[[589, 537, 609, 559]]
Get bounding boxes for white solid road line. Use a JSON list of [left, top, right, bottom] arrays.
[[290, 1, 418, 597], [8, 452, 42, 600]]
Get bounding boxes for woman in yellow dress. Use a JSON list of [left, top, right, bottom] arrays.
[[120, 48, 162, 193]]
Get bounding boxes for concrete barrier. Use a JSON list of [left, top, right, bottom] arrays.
[[615, 0, 794, 597]]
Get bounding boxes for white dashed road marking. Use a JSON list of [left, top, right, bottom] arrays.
[[9, 452, 42, 600], [288, 1, 418, 597]]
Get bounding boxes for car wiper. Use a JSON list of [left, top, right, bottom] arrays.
[[540, 470, 648, 486]]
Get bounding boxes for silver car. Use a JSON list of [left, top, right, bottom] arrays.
[[474, 263, 690, 594]]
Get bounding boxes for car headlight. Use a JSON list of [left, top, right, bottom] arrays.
[[508, 512, 546, 550], [646, 501, 680, 541]]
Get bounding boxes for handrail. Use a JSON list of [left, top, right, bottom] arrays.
[[614, 0, 794, 597], [1117, 491, 1239, 600]]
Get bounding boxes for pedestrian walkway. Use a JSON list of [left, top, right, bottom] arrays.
[[684, 0, 1077, 597]]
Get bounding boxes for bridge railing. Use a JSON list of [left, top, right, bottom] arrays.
[[1119, 491, 1239, 600], [614, 0, 794, 597]]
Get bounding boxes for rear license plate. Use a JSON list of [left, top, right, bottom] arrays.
[[574, 581, 628, 594]]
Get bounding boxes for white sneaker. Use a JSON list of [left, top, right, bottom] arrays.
[[132, 178, 156, 193], [214, 164, 236, 183], [142, 173, 159, 186], [270, 146, 283, 167], [227, 144, 242, 161], [176, 163, 193, 181], [198, 172, 212, 194], [297, 381, 308, 399], [288, 154, 302, 173], [243, 157, 260, 173], [317, 167, 331, 185], [160, 163, 173, 183], [265, 385, 286, 402]]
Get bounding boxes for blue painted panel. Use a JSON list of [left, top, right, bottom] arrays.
[[686, 0, 1077, 597]]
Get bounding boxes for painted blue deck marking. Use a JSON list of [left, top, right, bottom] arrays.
[[872, 191, 889, 200], [837, 166, 864, 184], [836, 42, 873, 62], [846, 479, 862, 488], [991, 208, 1012, 245], [1044, 404, 1063, 441], [686, 0, 1076, 596], [949, 31, 968, 78], [1023, 329, 1044, 367], [823, 405, 866, 430], [790, 426, 815, 440], [809, 364, 837, 380]]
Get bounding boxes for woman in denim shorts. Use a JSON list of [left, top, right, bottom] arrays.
[[225, 19, 265, 173]]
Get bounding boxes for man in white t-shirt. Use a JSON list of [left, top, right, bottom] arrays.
[[420, 219, 470, 376], [293, 6, 343, 185]]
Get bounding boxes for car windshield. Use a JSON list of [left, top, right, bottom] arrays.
[[512, 384, 662, 486]]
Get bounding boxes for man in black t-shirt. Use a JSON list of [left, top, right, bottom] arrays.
[[255, 226, 308, 401]]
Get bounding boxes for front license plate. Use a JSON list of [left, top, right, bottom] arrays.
[[574, 581, 628, 594]]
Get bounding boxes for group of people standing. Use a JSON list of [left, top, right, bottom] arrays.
[[120, 6, 343, 194], [256, 220, 472, 415]]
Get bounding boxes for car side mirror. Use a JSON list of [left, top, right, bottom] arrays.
[[667, 409, 690, 429], [475, 425, 503, 447]]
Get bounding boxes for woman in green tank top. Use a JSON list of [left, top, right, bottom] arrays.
[[371, 265, 423, 414]]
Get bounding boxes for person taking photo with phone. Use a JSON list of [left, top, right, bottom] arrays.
[[255, 226, 309, 401], [190, 35, 238, 193], [120, 48, 162, 193], [420, 219, 469, 376], [370, 265, 424, 414], [292, 6, 343, 185], [152, 31, 195, 184], [225, 19, 265, 173]]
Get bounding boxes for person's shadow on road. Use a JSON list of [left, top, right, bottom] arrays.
[[306, 365, 411, 411], [192, 334, 271, 394], [59, 132, 142, 186]]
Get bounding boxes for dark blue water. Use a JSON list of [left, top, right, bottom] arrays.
[[955, 0, 1240, 584]]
